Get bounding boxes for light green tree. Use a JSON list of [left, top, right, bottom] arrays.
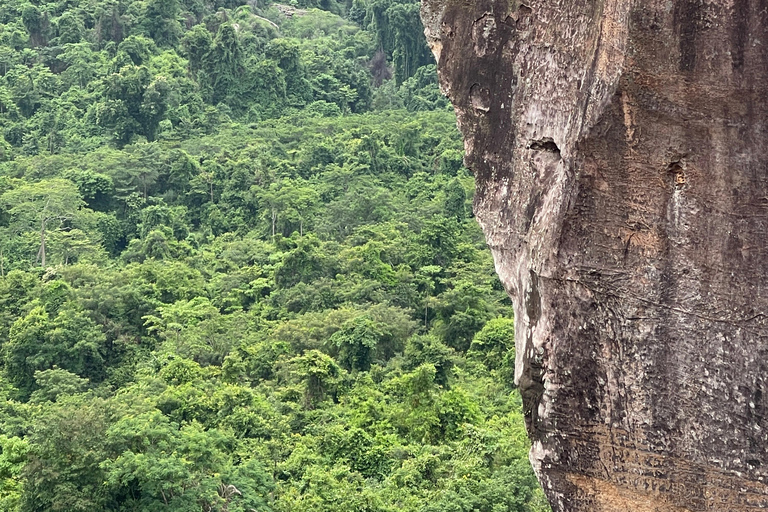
[[0, 179, 90, 268]]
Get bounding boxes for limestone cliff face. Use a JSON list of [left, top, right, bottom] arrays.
[[421, 0, 768, 510]]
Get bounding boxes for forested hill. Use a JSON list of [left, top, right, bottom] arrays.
[[0, 1, 549, 511]]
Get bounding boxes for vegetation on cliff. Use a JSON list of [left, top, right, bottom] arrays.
[[0, 0, 549, 510]]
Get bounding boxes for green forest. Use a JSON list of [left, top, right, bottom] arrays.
[[0, 0, 550, 510]]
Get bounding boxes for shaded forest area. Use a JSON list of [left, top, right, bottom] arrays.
[[0, 0, 549, 510]]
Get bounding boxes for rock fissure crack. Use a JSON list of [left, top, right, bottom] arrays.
[[539, 273, 768, 334]]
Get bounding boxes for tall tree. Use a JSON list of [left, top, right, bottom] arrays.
[[203, 23, 243, 105], [0, 179, 87, 268]]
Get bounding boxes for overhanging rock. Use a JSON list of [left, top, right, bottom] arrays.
[[421, 0, 768, 510]]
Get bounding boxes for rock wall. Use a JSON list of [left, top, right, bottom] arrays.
[[421, 0, 768, 510]]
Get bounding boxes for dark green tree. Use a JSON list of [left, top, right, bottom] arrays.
[[4, 303, 107, 399], [142, 0, 183, 48], [203, 23, 243, 105], [181, 24, 212, 75], [98, 65, 169, 142], [21, 398, 110, 512]]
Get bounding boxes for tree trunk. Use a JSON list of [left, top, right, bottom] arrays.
[[37, 218, 46, 268], [272, 208, 277, 238], [422, 0, 768, 510]]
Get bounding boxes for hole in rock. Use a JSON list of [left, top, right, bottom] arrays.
[[666, 161, 687, 189], [528, 138, 560, 154]]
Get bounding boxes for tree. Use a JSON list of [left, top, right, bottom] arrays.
[[4, 63, 59, 118], [404, 334, 454, 385], [181, 25, 212, 75], [0, 434, 27, 512], [274, 235, 334, 288], [21, 5, 48, 47], [59, 43, 107, 89], [385, 2, 432, 83], [21, 397, 110, 511], [28, 368, 89, 403], [203, 24, 243, 105], [140, 76, 171, 142], [329, 315, 383, 371], [4, 303, 107, 399], [283, 350, 342, 409], [62, 169, 114, 211], [386, 363, 441, 443], [0, 179, 88, 268], [55, 12, 85, 44], [265, 38, 311, 106], [98, 65, 170, 143], [421, 461, 541, 512], [116, 35, 157, 66], [367, 0, 432, 83], [468, 317, 515, 375], [142, 0, 182, 48], [255, 178, 320, 237], [444, 177, 467, 220]]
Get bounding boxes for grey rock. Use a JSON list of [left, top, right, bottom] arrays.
[[421, 0, 768, 510]]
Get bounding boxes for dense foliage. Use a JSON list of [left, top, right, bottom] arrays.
[[0, 0, 550, 511]]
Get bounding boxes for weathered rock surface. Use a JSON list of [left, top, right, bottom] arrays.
[[421, 0, 768, 510]]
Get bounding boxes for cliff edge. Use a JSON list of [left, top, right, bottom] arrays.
[[421, 0, 768, 510]]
